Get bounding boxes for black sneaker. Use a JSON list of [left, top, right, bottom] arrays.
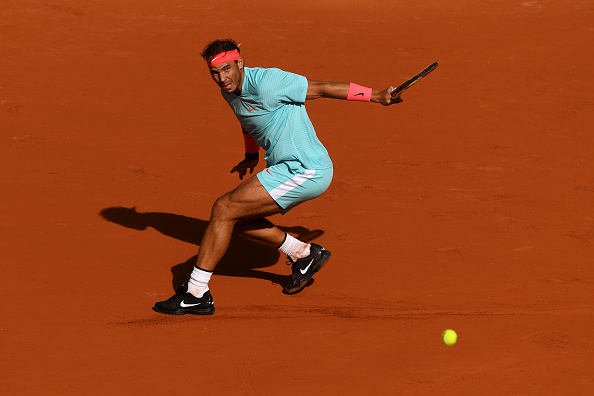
[[152, 282, 215, 315], [283, 243, 331, 294]]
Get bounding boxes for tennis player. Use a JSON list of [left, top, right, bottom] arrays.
[[153, 39, 402, 315]]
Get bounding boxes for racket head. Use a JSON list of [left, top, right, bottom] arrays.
[[391, 62, 438, 97]]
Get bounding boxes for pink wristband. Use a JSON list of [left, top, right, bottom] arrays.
[[347, 83, 372, 102]]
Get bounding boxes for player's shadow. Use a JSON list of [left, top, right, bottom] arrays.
[[99, 206, 324, 291]]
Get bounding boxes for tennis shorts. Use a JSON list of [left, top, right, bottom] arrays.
[[257, 160, 333, 212]]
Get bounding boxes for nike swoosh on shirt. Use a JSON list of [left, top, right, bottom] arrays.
[[300, 258, 315, 274], [248, 107, 255, 112]]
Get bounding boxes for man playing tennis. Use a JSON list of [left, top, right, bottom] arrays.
[[153, 39, 402, 315]]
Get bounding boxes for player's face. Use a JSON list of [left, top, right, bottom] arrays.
[[209, 58, 244, 95]]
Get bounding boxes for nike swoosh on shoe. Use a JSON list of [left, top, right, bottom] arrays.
[[300, 258, 315, 274], [180, 300, 201, 308]]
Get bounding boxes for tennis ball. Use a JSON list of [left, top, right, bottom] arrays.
[[442, 329, 457, 346]]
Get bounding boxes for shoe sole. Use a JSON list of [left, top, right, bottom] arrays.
[[284, 250, 332, 294], [152, 306, 215, 316]]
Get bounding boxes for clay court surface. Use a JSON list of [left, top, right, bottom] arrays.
[[2, 0, 593, 394]]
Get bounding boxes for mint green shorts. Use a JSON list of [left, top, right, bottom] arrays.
[[257, 160, 333, 212]]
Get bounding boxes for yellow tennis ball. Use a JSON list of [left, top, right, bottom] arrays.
[[442, 329, 457, 346]]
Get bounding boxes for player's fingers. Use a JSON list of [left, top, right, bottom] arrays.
[[249, 167, 254, 174]]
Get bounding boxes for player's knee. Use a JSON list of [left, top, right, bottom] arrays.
[[210, 194, 233, 221]]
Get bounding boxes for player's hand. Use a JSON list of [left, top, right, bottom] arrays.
[[230, 157, 259, 180], [380, 86, 404, 106]]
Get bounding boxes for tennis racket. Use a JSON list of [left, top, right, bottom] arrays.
[[391, 62, 439, 97]]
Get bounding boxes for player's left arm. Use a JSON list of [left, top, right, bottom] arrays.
[[305, 80, 402, 106]]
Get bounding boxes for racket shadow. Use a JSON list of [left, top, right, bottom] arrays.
[[99, 206, 325, 291]]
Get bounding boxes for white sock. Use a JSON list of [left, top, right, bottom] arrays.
[[278, 234, 310, 261], [188, 267, 212, 298]]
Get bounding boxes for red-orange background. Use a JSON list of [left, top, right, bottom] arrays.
[[2, 0, 593, 394]]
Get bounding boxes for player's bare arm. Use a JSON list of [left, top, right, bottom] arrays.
[[306, 80, 402, 106]]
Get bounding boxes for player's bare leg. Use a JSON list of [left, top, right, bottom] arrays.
[[195, 176, 285, 272], [152, 176, 283, 315]]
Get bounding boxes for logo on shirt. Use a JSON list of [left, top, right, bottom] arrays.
[[354, 92, 364, 97]]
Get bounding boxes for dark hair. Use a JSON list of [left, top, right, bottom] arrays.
[[201, 39, 240, 60]]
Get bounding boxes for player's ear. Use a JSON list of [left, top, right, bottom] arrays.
[[237, 56, 244, 70]]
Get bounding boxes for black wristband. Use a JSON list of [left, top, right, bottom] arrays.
[[245, 152, 259, 160]]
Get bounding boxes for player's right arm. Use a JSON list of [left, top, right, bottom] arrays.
[[230, 128, 260, 180]]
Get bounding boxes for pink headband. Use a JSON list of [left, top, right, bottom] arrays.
[[206, 49, 240, 67]]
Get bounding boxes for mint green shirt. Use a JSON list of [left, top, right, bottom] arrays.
[[222, 67, 333, 170]]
